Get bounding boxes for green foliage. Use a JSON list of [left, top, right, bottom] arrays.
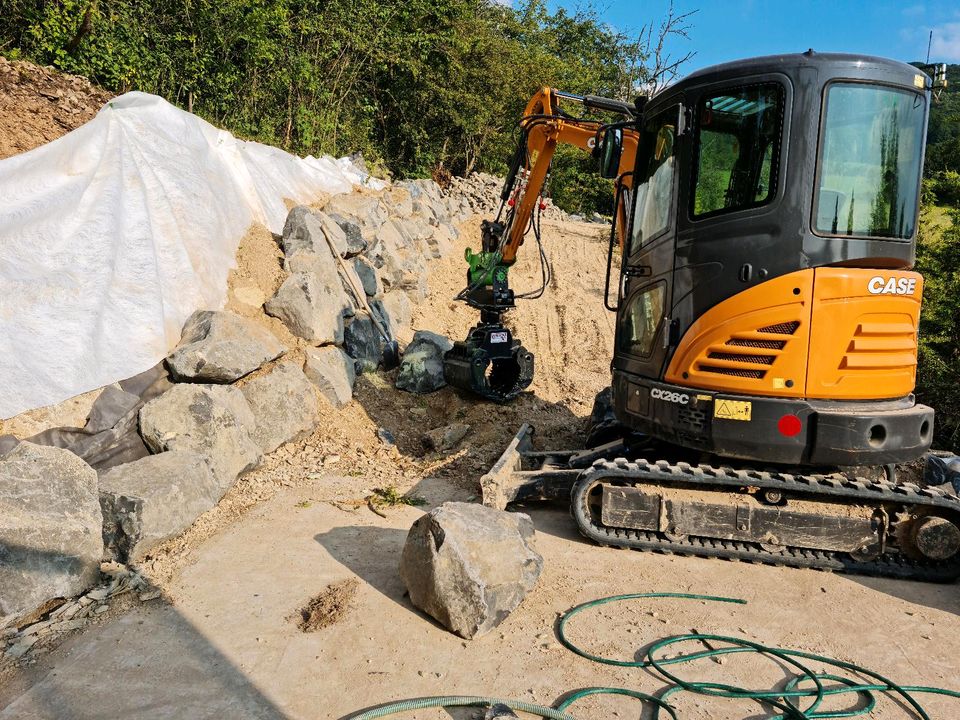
[[924, 63, 960, 176], [915, 189, 960, 451], [0, 0, 657, 189], [930, 170, 960, 206]]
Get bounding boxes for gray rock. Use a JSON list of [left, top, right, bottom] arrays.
[[352, 256, 383, 297], [282, 206, 347, 258], [323, 194, 387, 234], [138, 384, 261, 493], [399, 502, 542, 639], [303, 346, 356, 409], [0, 443, 103, 619], [166, 311, 285, 383], [423, 423, 470, 451], [381, 291, 412, 330], [327, 213, 368, 257], [396, 330, 453, 394], [239, 363, 319, 453], [343, 312, 384, 372], [98, 452, 219, 563], [384, 187, 414, 217], [265, 272, 346, 345]]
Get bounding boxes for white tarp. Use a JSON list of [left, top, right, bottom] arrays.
[[0, 91, 376, 419]]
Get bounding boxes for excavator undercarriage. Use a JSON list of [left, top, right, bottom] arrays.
[[483, 425, 960, 581]]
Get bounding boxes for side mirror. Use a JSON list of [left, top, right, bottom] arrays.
[[599, 127, 623, 179]]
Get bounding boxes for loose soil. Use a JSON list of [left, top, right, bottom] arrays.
[[295, 578, 359, 632], [0, 56, 111, 160]]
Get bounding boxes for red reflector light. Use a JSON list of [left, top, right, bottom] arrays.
[[778, 414, 802, 437]]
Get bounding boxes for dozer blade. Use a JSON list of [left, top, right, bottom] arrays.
[[443, 324, 534, 402]]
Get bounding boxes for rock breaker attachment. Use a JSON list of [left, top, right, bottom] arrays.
[[481, 424, 960, 582]]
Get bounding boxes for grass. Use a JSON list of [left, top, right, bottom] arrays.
[[368, 486, 426, 509]]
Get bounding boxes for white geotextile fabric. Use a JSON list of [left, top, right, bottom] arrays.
[[0, 91, 377, 419]]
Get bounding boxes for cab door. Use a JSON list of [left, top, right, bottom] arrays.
[[612, 103, 683, 382]]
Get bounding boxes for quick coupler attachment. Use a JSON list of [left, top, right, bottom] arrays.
[[443, 323, 534, 402]]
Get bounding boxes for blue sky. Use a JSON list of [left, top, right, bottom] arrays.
[[546, 1, 960, 73]]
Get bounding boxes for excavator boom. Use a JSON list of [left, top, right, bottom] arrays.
[[442, 87, 638, 402]]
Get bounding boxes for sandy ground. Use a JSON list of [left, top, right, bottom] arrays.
[[1, 484, 958, 719], [2, 215, 960, 719]]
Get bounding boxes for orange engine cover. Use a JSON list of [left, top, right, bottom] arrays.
[[665, 268, 922, 400]]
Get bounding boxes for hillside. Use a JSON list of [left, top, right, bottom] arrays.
[[0, 56, 110, 160]]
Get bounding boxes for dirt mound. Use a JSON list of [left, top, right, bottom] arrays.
[[0, 56, 112, 160], [295, 578, 359, 632]]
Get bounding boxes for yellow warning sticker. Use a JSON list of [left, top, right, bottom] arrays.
[[914, 74, 925, 88], [714, 399, 752, 421]]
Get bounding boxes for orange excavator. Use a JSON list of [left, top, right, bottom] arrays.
[[442, 53, 960, 581]]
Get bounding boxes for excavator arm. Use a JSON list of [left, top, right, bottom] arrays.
[[443, 87, 640, 402]]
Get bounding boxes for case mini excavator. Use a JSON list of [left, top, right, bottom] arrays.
[[442, 53, 960, 581]]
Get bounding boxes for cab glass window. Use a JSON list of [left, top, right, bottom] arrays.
[[629, 110, 676, 255], [618, 284, 665, 357], [814, 83, 925, 239], [692, 84, 784, 217]]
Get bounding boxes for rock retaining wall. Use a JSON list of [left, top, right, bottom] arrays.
[[0, 173, 477, 641]]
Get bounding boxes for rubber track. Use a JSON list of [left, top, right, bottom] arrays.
[[571, 458, 960, 582]]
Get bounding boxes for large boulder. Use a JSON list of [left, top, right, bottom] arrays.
[[352, 255, 383, 297], [239, 363, 320, 453], [265, 271, 346, 345], [304, 346, 356, 409], [138, 384, 261, 493], [323, 194, 387, 235], [381, 291, 412, 329], [343, 312, 385, 372], [166, 310, 285, 383], [399, 502, 543, 639], [396, 330, 453, 394], [282, 206, 348, 258], [0, 443, 103, 619], [99, 451, 220, 563], [327, 213, 368, 257]]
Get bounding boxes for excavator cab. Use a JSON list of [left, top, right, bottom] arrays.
[[609, 52, 934, 467]]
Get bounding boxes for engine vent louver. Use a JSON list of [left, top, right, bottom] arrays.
[[707, 352, 775, 365], [757, 321, 800, 335], [727, 338, 785, 350], [699, 366, 766, 379]]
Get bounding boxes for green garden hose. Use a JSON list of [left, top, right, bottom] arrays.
[[346, 592, 960, 719], [347, 696, 576, 719]]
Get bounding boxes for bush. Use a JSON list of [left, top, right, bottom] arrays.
[[0, 0, 662, 196], [915, 199, 960, 452]]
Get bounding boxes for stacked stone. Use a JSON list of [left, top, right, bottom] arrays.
[[0, 177, 472, 638], [446, 172, 571, 221]]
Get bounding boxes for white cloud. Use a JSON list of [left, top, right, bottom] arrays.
[[931, 22, 960, 62]]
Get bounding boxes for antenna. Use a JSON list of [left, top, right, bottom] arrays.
[[926, 30, 932, 65]]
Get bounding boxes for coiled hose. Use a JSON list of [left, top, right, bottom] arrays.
[[347, 592, 960, 719]]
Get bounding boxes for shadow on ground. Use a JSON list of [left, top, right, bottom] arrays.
[[0, 545, 290, 720]]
